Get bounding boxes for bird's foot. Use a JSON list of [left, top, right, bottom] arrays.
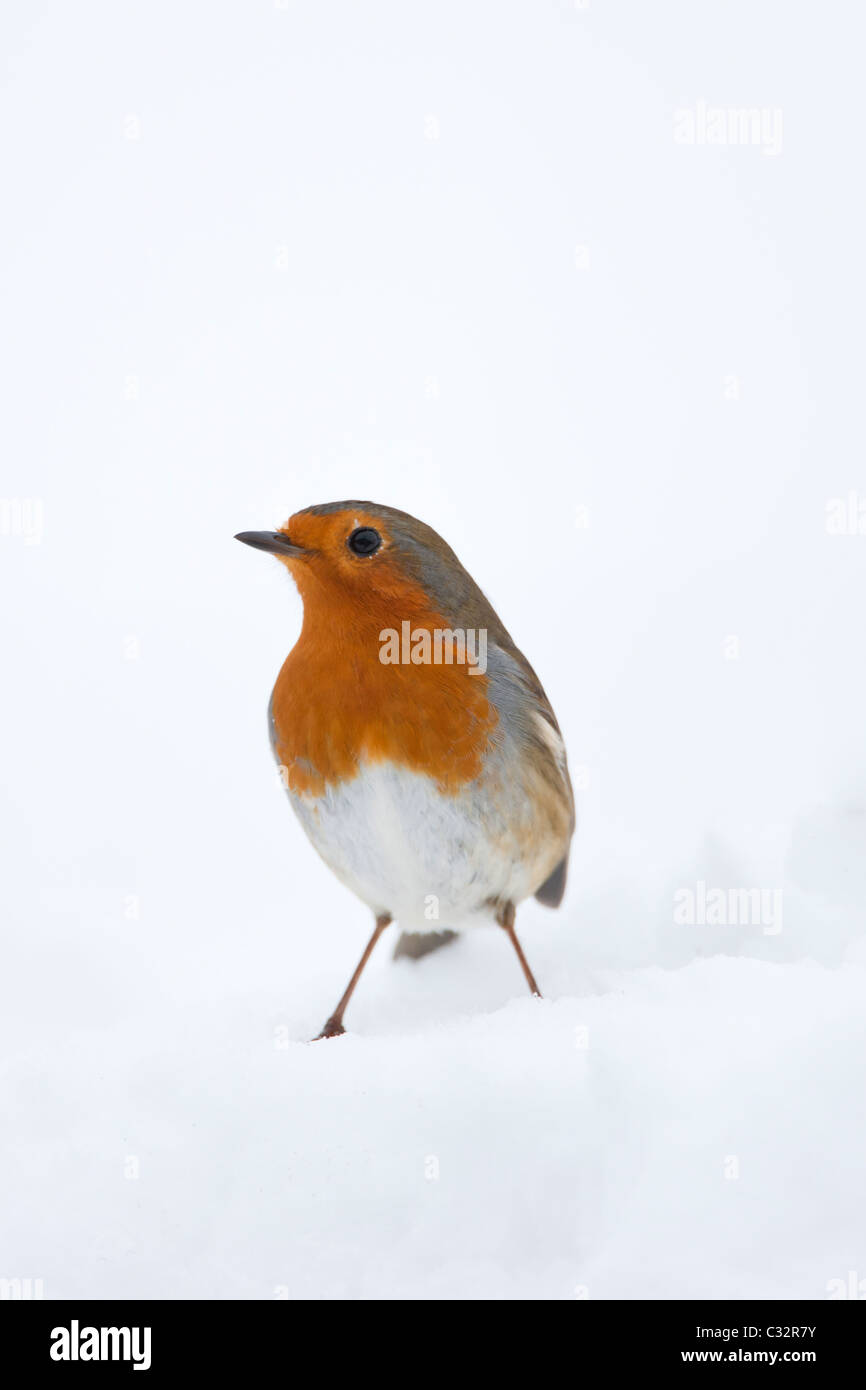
[[312, 1017, 346, 1041]]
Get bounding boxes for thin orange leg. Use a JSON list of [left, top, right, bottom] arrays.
[[497, 901, 543, 998], [314, 914, 391, 1040]]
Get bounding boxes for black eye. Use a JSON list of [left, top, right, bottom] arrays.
[[347, 527, 382, 557]]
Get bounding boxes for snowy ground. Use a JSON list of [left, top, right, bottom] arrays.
[[4, 839, 866, 1299], [3, 1, 866, 1300]]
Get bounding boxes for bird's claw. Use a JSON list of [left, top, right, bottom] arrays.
[[313, 1018, 346, 1041]]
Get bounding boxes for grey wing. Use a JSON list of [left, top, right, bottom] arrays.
[[486, 640, 576, 910]]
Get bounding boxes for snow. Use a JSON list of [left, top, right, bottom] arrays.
[[3, 0, 866, 1300], [4, 941, 866, 1299]]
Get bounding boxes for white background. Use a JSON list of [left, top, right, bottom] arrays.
[[2, 0, 865, 1299]]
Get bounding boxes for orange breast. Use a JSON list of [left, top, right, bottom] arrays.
[[271, 576, 498, 798]]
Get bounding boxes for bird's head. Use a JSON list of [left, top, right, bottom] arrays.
[[236, 500, 495, 629]]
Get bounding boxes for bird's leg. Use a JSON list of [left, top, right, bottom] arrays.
[[496, 901, 543, 998], [313, 913, 391, 1040]]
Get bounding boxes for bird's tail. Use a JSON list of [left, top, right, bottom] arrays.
[[392, 929, 458, 961]]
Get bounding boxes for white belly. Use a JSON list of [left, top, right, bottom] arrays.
[[287, 759, 555, 931]]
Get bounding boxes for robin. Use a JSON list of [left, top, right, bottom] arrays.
[[236, 501, 575, 1039]]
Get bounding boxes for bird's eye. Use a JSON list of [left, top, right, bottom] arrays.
[[347, 527, 382, 557]]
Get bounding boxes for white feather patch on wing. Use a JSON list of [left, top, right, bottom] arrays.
[[532, 710, 568, 775]]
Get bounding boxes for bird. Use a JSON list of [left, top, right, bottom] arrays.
[[236, 501, 574, 1039]]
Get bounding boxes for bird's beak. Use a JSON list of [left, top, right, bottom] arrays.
[[234, 531, 306, 558]]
